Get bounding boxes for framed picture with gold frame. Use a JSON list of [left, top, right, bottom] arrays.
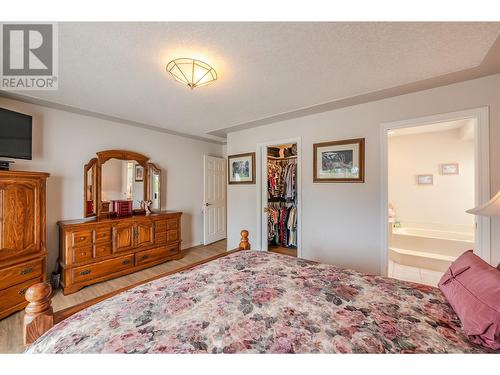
[[228, 152, 255, 184], [313, 138, 365, 183]]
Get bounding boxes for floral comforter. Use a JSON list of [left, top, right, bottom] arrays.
[[27, 251, 494, 353]]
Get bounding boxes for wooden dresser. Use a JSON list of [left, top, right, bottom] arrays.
[[0, 171, 49, 320], [58, 211, 182, 295]]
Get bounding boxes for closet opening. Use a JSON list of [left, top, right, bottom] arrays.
[[265, 143, 298, 257]]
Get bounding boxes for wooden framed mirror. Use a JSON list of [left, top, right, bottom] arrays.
[[83, 150, 162, 218], [83, 158, 97, 217], [148, 163, 161, 210]]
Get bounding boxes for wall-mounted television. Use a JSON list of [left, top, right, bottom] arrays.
[[0, 107, 32, 160]]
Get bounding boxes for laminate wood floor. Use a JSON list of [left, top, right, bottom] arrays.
[[0, 240, 227, 354], [269, 245, 297, 257]]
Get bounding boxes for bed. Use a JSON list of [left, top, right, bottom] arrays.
[[23, 231, 495, 354]]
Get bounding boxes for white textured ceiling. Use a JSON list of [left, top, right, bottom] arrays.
[[11, 22, 500, 142]]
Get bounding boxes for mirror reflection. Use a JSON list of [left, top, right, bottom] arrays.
[[85, 163, 96, 216], [83, 158, 97, 217], [101, 158, 145, 210], [149, 163, 161, 210]]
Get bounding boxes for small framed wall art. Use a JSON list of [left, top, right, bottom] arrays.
[[228, 152, 255, 184], [313, 138, 365, 183], [440, 163, 459, 175], [417, 174, 433, 185], [135, 164, 144, 182]]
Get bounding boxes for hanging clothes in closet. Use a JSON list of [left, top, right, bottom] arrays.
[[267, 202, 297, 248], [267, 156, 297, 248], [268, 158, 296, 201]]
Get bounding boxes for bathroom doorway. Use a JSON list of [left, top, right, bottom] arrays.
[[380, 108, 490, 285]]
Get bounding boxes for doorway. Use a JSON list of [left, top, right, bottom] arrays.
[[203, 155, 227, 245], [380, 108, 490, 284], [258, 138, 301, 257]]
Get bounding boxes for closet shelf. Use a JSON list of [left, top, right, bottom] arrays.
[[267, 155, 297, 160]]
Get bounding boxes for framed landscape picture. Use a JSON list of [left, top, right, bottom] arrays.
[[228, 152, 255, 184], [440, 163, 459, 175], [313, 138, 365, 183], [417, 174, 433, 185]]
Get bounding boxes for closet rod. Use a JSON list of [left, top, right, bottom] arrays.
[[267, 155, 297, 160]]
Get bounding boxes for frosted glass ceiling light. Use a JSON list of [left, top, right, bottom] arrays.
[[166, 58, 217, 89]]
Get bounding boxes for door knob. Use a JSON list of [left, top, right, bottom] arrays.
[[205, 203, 212, 206]]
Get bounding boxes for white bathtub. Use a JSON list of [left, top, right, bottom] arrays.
[[388, 223, 474, 272], [392, 227, 474, 242]]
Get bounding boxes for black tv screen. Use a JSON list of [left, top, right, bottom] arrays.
[[0, 108, 32, 160]]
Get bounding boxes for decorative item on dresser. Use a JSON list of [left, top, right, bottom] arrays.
[[59, 211, 182, 295], [0, 170, 49, 320]]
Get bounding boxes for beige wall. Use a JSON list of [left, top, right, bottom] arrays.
[[0, 97, 223, 273], [388, 128, 475, 229], [227, 73, 500, 273]]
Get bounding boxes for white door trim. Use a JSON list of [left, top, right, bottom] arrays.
[[255, 137, 302, 257], [379, 107, 491, 276]]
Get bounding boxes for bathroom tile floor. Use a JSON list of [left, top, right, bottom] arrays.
[[388, 260, 444, 287]]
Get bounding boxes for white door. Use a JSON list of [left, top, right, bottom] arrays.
[[203, 155, 227, 245]]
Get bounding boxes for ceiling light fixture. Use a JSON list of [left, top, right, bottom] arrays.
[[166, 58, 217, 89]]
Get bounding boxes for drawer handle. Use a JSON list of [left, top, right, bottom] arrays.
[[20, 267, 33, 275], [122, 259, 130, 265], [80, 237, 85, 241], [80, 269, 91, 276], [141, 255, 149, 260], [18, 288, 27, 296]]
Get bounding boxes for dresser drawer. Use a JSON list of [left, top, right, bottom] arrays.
[[155, 220, 167, 232], [95, 226, 111, 243], [95, 243, 111, 258], [71, 230, 93, 248], [72, 255, 134, 284], [73, 246, 93, 263], [0, 259, 43, 289], [135, 244, 179, 266], [0, 278, 41, 312], [166, 229, 179, 242], [155, 233, 167, 245], [166, 219, 178, 230]]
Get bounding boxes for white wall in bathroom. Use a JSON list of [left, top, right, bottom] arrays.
[[388, 128, 475, 229]]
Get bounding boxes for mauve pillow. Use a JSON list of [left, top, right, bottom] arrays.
[[438, 250, 500, 350]]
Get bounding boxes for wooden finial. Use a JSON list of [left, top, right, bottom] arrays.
[[239, 229, 250, 250], [23, 282, 54, 346]]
